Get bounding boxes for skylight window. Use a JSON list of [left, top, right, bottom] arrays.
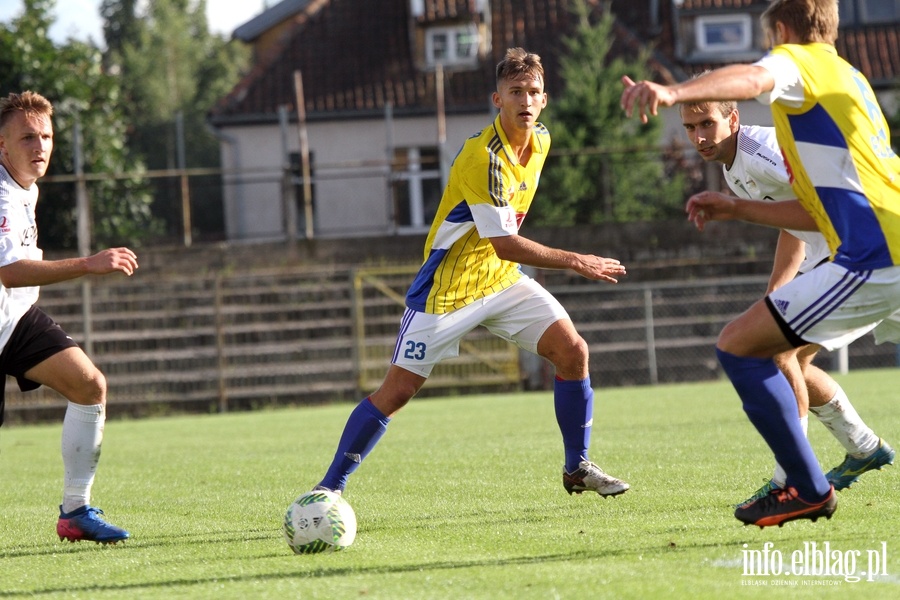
[[695, 14, 753, 54], [425, 24, 479, 68]]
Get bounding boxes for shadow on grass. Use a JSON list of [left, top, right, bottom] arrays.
[[0, 529, 276, 559], [0, 544, 673, 597]]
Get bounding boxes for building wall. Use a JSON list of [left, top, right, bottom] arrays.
[[217, 91, 892, 242], [218, 111, 491, 241]]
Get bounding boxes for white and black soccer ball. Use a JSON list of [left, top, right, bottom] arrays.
[[283, 490, 357, 554]]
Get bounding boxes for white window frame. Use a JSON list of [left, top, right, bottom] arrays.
[[393, 147, 441, 233], [694, 14, 753, 54], [425, 24, 479, 68]]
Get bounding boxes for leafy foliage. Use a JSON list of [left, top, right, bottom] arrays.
[[0, 0, 160, 249], [532, 0, 687, 226], [103, 0, 249, 240], [1, 0, 249, 248]]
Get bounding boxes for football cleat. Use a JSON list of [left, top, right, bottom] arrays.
[[57, 505, 130, 544], [734, 486, 837, 529], [825, 439, 895, 491], [563, 460, 630, 498], [735, 479, 781, 508], [312, 485, 342, 496]]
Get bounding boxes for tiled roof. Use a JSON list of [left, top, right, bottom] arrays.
[[412, 0, 481, 22], [210, 0, 675, 124], [836, 24, 900, 87], [611, 0, 900, 87], [232, 0, 314, 42], [211, 0, 900, 125], [675, 0, 761, 9]]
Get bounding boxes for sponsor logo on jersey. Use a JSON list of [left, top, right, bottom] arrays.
[[502, 209, 517, 230], [754, 152, 778, 167], [515, 212, 526, 228]]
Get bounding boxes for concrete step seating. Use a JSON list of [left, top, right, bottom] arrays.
[[5, 265, 894, 421]]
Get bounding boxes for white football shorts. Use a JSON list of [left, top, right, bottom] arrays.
[[767, 261, 900, 351], [390, 277, 570, 377]]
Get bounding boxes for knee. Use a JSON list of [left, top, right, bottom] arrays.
[[370, 383, 416, 416], [716, 321, 742, 355], [544, 334, 589, 374], [72, 368, 107, 405]]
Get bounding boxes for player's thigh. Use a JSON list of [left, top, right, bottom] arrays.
[[390, 307, 478, 377], [24, 347, 105, 404], [717, 299, 794, 358], [483, 279, 571, 355]]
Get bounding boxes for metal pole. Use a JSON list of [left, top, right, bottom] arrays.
[[278, 105, 298, 240], [644, 286, 658, 385], [74, 118, 93, 356], [385, 102, 396, 233], [293, 70, 314, 239], [435, 62, 449, 188], [176, 111, 192, 247], [215, 275, 228, 413], [836, 346, 849, 375]]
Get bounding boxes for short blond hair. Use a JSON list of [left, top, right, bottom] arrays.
[[0, 91, 53, 131], [761, 0, 839, 44], [495, 48, 544, 88]]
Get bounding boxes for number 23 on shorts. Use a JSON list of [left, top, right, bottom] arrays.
[[403, 340, 427, 361]]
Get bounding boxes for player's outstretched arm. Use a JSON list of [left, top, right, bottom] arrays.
[[0, 247, 138, 288], [687, 192, 818, 232], [620, 65, 774, 123], [489, 235, 625, 283]]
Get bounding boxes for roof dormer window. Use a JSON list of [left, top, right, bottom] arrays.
[[694, 14, 753, 54], [425, 24, 479, 68]]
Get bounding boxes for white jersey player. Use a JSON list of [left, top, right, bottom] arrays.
[[724, 124, 830, 274], [0, 91, 140, 544], [679, 99, 893, 506]]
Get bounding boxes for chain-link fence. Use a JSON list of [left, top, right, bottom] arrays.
[[4, 264, 896, 423]]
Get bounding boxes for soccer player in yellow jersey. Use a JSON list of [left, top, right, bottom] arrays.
[[621, 0, 900, 528], [315, 48, 630, 499], [679, 98, 893, 508]]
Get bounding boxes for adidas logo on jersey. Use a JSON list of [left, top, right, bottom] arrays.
[[518, 181, 528, 191], [773, 299, 790, 315]]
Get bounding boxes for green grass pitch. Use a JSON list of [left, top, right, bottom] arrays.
[[1, 370, 898, 598]]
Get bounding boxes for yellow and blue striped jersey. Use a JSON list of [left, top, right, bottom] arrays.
[[405, 115, 550, 314], [759, 43, 900, 269]]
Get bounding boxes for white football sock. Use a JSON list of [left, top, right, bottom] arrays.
[[772, 415, 808, 487], [809, 384, 880, 458], [61, 402, 105, 514]]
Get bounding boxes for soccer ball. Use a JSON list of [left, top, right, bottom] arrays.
[[283, 490, 357, 554]]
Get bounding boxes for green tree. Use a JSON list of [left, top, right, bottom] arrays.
[[532, 0, 686, 225], [102, 0, 249, 240], [0, 0, 161, 249]]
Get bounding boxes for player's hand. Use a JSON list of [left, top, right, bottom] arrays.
[[86, 247, 139, 276], [685, 191, 738, 232], [574, 255, 626, 284], [620, 76, 677, 123]]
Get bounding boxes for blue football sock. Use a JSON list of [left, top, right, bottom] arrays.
[[716, 349, 831, 501], [554, 376, 593, 473], [318, 397, 390, 492]]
